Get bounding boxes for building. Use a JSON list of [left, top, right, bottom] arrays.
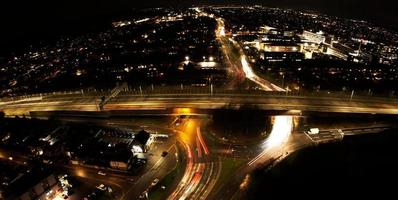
[[259, 39, 304, 62], [325, 42, 355, 61], [261, 52, 304, 62], [18, 174, 61, 200], [109, 151, 135, 171], [261, 43, 302, 53], [0, 162, 61, 200], [301, 31, 325, 44]]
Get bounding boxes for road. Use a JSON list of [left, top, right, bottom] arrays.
[[42, 115, 221, 200], [2, 109, 393, 200], [168, 117, 221, 200], [68, 118, 179, 200], [215, 18, 246, 89], [2, 8, 398, 200], [207, 116, 313, 200], [200, 8, 283, 91], [207, 119, 393, 200], [3, 92, 398, 117]]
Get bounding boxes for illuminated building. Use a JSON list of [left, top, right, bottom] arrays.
[[302, 30, 326, 44]]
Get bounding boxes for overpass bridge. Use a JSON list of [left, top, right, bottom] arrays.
[[1, 88, 398, 117]]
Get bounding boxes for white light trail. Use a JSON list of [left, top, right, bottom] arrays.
[[219, 27, 225, 36], [248, 116, 293, 166], [241, 55, 286, 92], [263, 116, 293, 149], [241, 56, 255, 79], [241, 56, 273, 91]]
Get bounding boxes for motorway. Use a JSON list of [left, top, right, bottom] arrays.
[[2, 92, 398, 117]]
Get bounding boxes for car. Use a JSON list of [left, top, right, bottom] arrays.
[[139, 191, 148, 199], [97, 171, 106, 176], [96, 184, 107, 191], [307, 128, 320, 135], [161, 151, 168, 157], [127, 178, 135, 182], [151, 178, 160, 186]]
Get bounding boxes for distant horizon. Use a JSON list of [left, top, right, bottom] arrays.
[[1, 0, 397, 56]]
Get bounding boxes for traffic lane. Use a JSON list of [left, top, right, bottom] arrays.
[[67, 166, 127, 200], [187, 123, 222, 200], [103, 101, 398, 115], [123, 145, 178, 200], [6, 93, 398, 108], [109, 95, 398, 108], [168, 118, 220, 200], [4, 94, 398, 115], [210, 134, 312, 200]]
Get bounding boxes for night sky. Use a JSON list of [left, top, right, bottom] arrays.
[[1, 0, 397, 55]]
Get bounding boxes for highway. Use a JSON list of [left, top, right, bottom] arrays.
[[2, 103, 394, 200], [2, 92, 398, 117], [215, 17, 246, 89], [202, 8, 283, 92]]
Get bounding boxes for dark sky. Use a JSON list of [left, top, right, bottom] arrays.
[[1, 0, 397, 55]]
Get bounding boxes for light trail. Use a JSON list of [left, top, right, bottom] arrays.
[[0, 96, 43, 106], [241, 55, 285, 92], [196, 137, 203, 158], [168, 118, 216, 200], [248, 116, 293, 166], [196, 127, 210, 155], [263, 116, 293, 149], [178, 163, 205, 200], [168, 141, 194, 200]]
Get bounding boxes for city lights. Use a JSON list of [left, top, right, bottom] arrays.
[[1, 5, 397, 200]]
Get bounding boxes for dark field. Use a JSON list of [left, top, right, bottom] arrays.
[[247, 128, 398, 199]]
